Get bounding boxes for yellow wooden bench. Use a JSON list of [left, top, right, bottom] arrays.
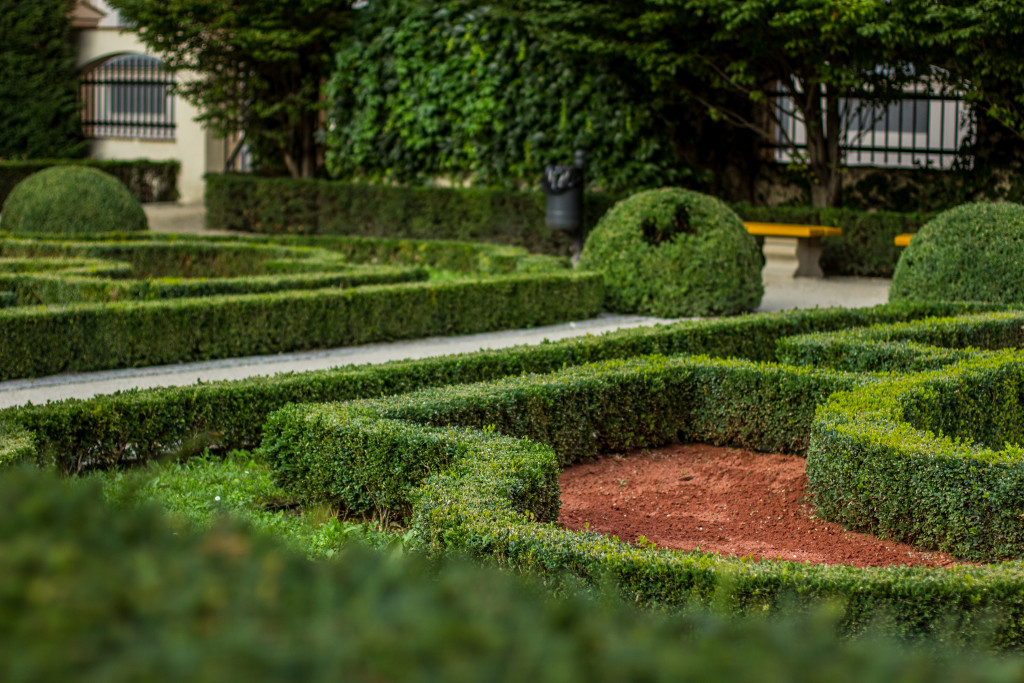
[[894, 233, 915, 247], [743, 222, 843, 278]]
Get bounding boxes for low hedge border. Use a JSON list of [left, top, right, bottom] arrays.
[[0, 266, 427, 305], [0, 271, 604, 381], [1, 237, 350, 279], [205, 174, 933, 272], [204, 173, 611, 257], [14, 469, 1024, 676], [256, 352, 1024, 644], [258, 355, 864, 514], [0, 232, 565, 276], [0, 302, 994, 477], [777, 311, 1024, 372], [0, 159, 179, 205], [808, 351, 1024, 562], [0, 256, 132, 277]]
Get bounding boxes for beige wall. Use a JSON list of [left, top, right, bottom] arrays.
[[74, 26, 216, 204]]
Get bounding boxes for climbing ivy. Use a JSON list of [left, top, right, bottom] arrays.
[[324, 1, 694, 193]]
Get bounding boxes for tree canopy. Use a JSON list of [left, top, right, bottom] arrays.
[[505, 0, 932, 207], [108, 0, 356, 178], [0, 0, 84, 160]]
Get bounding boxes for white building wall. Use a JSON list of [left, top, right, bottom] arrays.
[[73, 5, 215, 204]]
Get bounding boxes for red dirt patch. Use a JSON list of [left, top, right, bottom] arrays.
[[558, 443, 971, 568]]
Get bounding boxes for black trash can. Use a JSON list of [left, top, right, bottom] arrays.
[[541, 164, 584, 231]]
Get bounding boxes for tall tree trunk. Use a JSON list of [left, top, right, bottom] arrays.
[[801, 82, 843, 208], [283, 111, 319, 179]]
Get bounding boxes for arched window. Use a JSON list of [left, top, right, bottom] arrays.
[[79, 54, 175, 140]]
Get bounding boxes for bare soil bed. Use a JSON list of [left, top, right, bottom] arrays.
[[558, 443, 971, 568]]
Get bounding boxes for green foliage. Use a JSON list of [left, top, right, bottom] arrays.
[[207, 174, 952, 273], [925, 1, 1024, 143], [258, 346, 1024, 642], [1, 166, 148, 235], [733, 202, 933, 278], [205, 173, 620, 257], [324, 0, 687, 193], [0, 0, 84, 160], [96, 450, 407, 559], [0, 301, 987, 475], [0, 235, 430, 304], [579, 188, 763, 316], [890, 202, 1024, 304], [108, 0, 356, 178], [9, 468, 1024, 679], [778, 311, 1024, 372], [809, 352, 1024, 561], [0, 271, 603, 381], [0, 159, 179, 205], [506, 0, 931, 207], [258, 354, 859, 513]]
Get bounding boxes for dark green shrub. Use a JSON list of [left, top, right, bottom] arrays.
[[204, 173, 620, 258], [8, 468, 1024, 679], [890, 202, 1024, 304], [1, 166, 148, 234], [0, 0, 84, 160], [579, 188, 763, 316], [0, 159, 179, 205]]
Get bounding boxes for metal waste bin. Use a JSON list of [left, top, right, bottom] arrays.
[[541, 150, 585, 263], [541, 150, 585, 231]]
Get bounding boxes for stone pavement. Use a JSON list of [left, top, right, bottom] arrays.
[[0, 207, 891, 408]]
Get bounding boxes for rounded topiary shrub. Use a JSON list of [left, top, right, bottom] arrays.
[[890, 202, 1024, 304], [1, 165, 147, 234], [578, 187, 763, 316]]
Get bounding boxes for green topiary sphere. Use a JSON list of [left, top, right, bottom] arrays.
[[890, 202, 1024, 304], [1, 165, 148, 234], [578, 187, 763, 316]]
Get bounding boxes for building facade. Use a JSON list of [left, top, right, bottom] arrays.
[[71, 0, 235, 203]]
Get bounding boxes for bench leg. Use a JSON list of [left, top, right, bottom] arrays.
[[794, 237, 824, 278]]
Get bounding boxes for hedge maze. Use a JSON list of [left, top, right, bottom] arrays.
[[5, 296, 1024, 642], [0, 232, 599, 379]]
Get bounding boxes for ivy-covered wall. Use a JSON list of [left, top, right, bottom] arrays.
[[324, 0, 694, 194]]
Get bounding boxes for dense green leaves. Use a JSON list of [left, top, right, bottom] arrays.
[[890, 202, 1024, 304], [0, 0, 84, 160], [1, 166, 148, 235], [10, 468, 1024, 679], [507, 0, 935, 207], [324, 0, 687, 193], [579, 188, 764, 316]]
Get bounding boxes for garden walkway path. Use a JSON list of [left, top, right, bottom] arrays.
[[0, 207, 890, 408]]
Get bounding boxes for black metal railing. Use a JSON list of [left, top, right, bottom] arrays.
[[771, 88, 976, 169], [80, 54, 175, 140]]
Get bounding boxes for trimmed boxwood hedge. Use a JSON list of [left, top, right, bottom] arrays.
[[0, 267, 428, 306], [10, 469, 1024, 677], [1, 166, 148, 235], [578, 188, 763, 316], [0, 232, 582, 378], [206, 174, 933, 273], [808, 352, 1024, 561], [777, 310, 1024, 372], [257, 348, 1024, 643], [890, 202, 1024, 305], [0, 302, 990, 474], [0, 271, 604, 380]]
